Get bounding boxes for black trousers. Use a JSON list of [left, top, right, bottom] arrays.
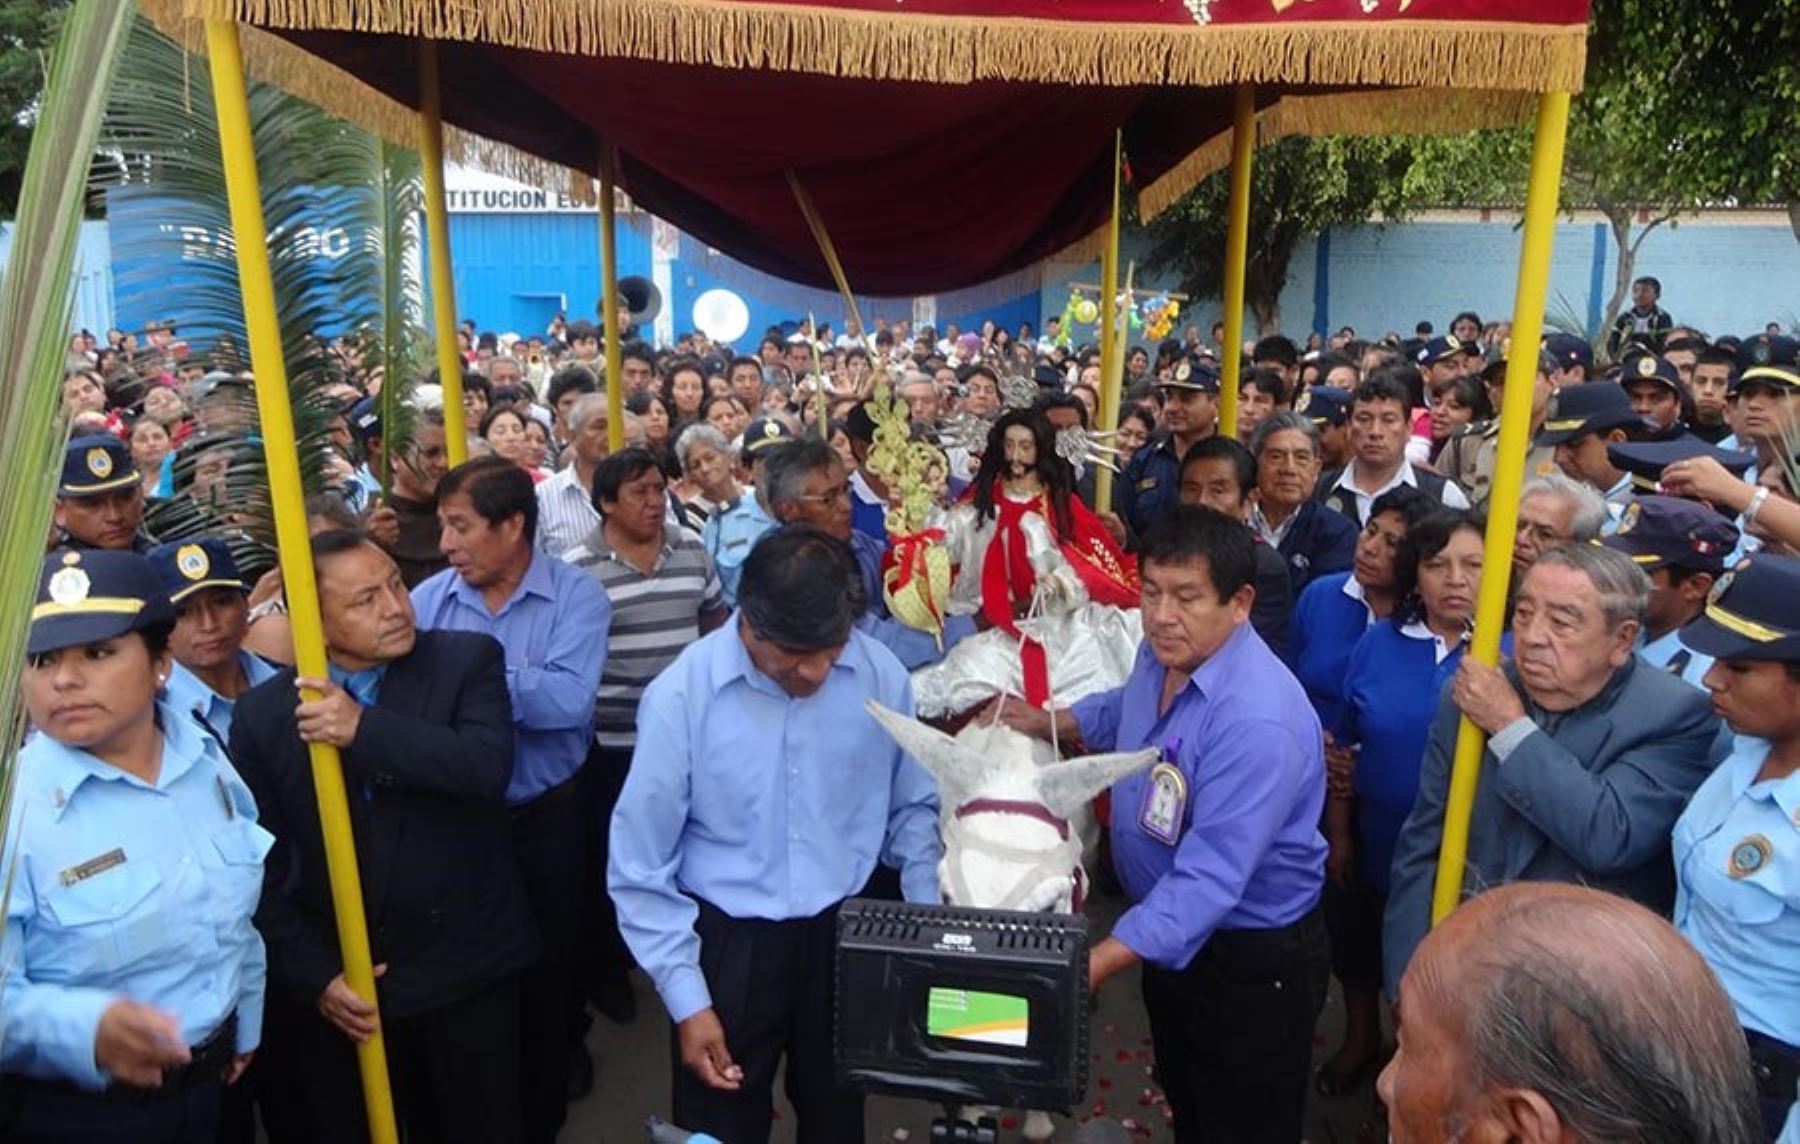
[[671, 898, 863, 1144], [213, 1000, 308, 1144], [285, 974, 522, 1144], [510, 774, 590, 1144], [1140, 906, 1330, 1144], [0, 1078, 221, 1144], [1322, 865, 1385, 993], [581, 743, 636, 990]]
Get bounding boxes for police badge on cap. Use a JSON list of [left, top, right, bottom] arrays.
[[86, 447, 113, 479], [176, 543, 210, 581]]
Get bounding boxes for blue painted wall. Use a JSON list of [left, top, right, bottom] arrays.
[[1040, 216, 1798, 347], [56, 207, 1800, 350], [0, 221, 115, 337]]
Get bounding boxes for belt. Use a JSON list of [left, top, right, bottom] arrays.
[[1746, 1029, 1799, 1104], [7, 1011, 237, 1104]]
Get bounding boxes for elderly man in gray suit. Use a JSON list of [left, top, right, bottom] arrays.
[[1383, 544, 1726, 995]]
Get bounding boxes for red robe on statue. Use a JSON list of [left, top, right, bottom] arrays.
[[974, 486, 1138, 707]]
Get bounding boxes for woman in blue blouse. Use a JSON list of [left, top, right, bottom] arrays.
[[1, 549, 271, 1143], [1315, 509, 1486, 1098], [1288, 485, 1435, 731]]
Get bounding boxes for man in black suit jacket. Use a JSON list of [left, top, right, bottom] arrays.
[[230, 530, 538, 1144]]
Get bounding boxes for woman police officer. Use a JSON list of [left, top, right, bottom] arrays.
[[1, 547, 270, 1143], [1673, 552, 1800, 1143]]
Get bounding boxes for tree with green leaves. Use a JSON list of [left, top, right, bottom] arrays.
[[1560, 0, 1798, 345], [0, 0, 69, 217], [1144, 0, 1796, 343], [1142, 134, 1508, 335]]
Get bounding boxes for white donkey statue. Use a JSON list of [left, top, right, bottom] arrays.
[[866, 701, 1158, 1140]]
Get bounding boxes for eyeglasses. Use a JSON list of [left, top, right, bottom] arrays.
[[795, 483, 851, 505]]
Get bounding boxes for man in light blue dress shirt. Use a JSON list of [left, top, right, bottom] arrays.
[[147, 538, 279, 747], [410, 457, 611, 1144], [758, 436, 977, 670], [609, 525, 941, 1144]]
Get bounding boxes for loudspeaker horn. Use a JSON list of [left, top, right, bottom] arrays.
[[610, 276, 662, 327]]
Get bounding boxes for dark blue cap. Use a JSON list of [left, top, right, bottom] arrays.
[[348, 396, 383, 444], [1619, 352, 1682, 393], [1536, 383, 1644, 446], [1678, 552, 1800, 662], [1161, 356, 1220, 394], [29, 548, 173, 655], [60, 434, 140, 498], [1415, 334, 1479, 366], [1600, 495, 1738, 575], [1033, 363, 1064, 390], [146, 537, 250, 605], [1607, 436, 1757, 494], [1732, 334, 1799, 394], [740, 416, 791, 456], [1299, 386, 1351, 427], [1543, 333, 1595, 372]]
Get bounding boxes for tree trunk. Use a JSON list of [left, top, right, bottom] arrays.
[[1601, 205, 1676, 358], [1251, 293, 1281, 336], [1602, 204, 1635, 345]]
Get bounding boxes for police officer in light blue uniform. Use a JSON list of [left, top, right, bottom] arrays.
[[1, 548, 270, 1143], [1672, 552, 1800, 1142], [147, 537, 279, 746], [701, 416, 789, 606], [1602, 495, 1739, 691]]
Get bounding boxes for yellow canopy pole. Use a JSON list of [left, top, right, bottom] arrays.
[[1430, 90, 1573, 926], [418, 41, 467, 466], [203, 20, 400, 1144], [1217, 84, 1255, 442], [599, 143, 625, 451], [1094, 130, 1125, 512]]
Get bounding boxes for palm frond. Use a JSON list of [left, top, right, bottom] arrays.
[[99, 22, 426, 566], [0, 0, 136, 933]]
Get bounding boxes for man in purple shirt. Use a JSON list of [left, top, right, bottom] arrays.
[[410, 456, 612, 1143], [996, 505, 1328, 1143]]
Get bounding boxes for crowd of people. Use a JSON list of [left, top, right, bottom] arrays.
[[6, 281, 1798, 1144]]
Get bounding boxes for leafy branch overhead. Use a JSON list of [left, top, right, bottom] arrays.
[[1145, 0, 1796, 338]]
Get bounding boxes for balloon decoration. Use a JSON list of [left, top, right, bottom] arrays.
[[1140, 293, 1180, 341], [1063, 286, 1178, 341]]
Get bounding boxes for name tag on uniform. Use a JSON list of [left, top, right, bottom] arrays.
[[724, 538, 748, 551], [59, 847, 126, 887], [1138, 761, 1188, 847], [1135, 478, 1158, 492]]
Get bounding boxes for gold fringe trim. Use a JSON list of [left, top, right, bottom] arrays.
[[169, 0, 1587, 95], [1135, 87, 1543, 220], [138, 0, 599, 204]]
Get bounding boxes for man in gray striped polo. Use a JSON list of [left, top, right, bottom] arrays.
[[564, 447, 729, 1032]]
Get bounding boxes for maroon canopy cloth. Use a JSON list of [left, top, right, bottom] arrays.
[[174, 0, 1590, 292]]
